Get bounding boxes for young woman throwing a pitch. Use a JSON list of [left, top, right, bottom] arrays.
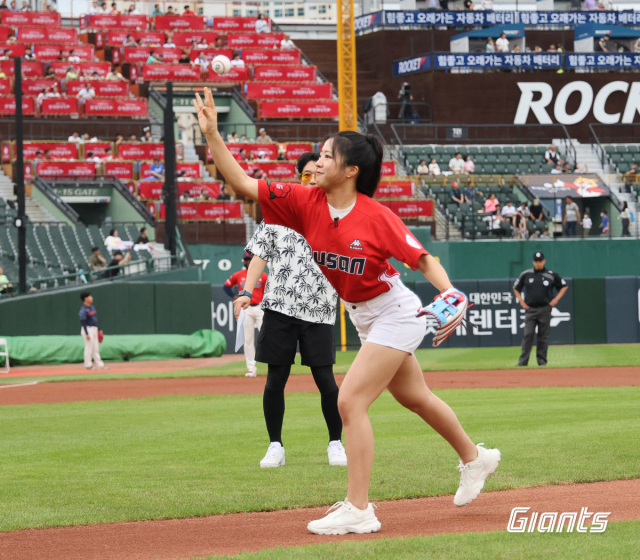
[[234, 152, 347, 469], [195, 88, 500, 535]]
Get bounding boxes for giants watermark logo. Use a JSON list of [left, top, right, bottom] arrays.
[[508, 507, 610, 533]]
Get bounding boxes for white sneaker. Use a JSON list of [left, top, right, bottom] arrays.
[[454, 443, 501, 507], [259, 442, 285, 468], [307, 499, 381, 535], [245, 372, 257, 377], [327, 440, 347, 466]]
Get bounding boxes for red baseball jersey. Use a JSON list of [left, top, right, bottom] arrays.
[[258, 180, 429, 303], [225, 269, 268, 305]]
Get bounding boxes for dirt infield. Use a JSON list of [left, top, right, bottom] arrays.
[[3, 479, 638, 560], [1, 366, 638, 406]]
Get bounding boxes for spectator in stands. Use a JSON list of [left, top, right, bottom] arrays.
[[533, 46, 542, 53], [448, 152, 465, 174], [486, 38, 495, 53], [68, 49, 81, 63], [123, 34, 136, 47], [416, 159, 428, 175], [102, 147, 115, 161], [192, 51, 209, 70], [529, 198, 543, 222], [484, 192, 499, 213], [428, 157, 441, 175], [141, 129, 154, 142], [46, 3, 57, 13], [538, 228, 549, 239], [36, 88, 46, 110], [551, 164, 562, 174], [600, 210, 609, 235], [277, 148, 289, 162], [623, 162, 639, 193], [68, 132, 82, 143], [129, 134, 137, 141], [178, 50, 190, 64], [151, 3, 162, 15], [397, 82, 413, 122], [76, 83, 96, 107], [196, 38, 208, 49], [83, 133, 98, 143], [135, 227, 150, 244], [255, 12, 269, 33], [0, 266, 13, 294], [0, 49, 10, 61], [563, 196, 581, 237], [86, 151, 100, 163], [217, 185, 231, 200], [88, 0, 100, 13], [145, 156, 165, 181], [584, 0, 597, 8], [230, 53, 245, 68], [450, 181, 465, 206], [114, 134, 124, 145], [256, 128, 272, 144], [183, 4, 194, 15], [106, 65, 127, 81], [618, 202, 632, 236], [166, 5, 175, 15], [281, 34, 295, 50], [147, 50, 162, 64], [240, 134, 247, 142], [98, 1, 108, 13], [501, 199, 517, 222], [127, 3, 140, 15], [65, 65, 79, 81], [233, 149, 246, 162], [104, 250, 132, 278], [0, 0, 8, 9], [215, 36, 224, 48], [19, 0, 30, 10], [511, 45, 521, 54], [490, 210, 502, 234], [464, 184, 483, 203], [109, 2, 119, 15], [547, 44, 557, 53], [463, 0, 474, 9], [89, 246, 107, 270], [598, 35, 615, 53], [582, 211, 592, 236], [252, 168, 267, 180], [480, 0, 493, 8], [544, 144, 562, 167], [42, 149, 53, 161], [496, 32, 509, 53], [164, 33, 176, 48], [463, 154, 475, 174]]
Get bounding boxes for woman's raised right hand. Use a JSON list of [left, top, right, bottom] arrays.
[[193, 87, 218, 138]]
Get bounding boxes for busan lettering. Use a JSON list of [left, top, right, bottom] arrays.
[[313, 252, 366, 275]]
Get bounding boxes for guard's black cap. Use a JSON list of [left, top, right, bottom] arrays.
[[533, 251, 545, 261], [243, 251, 252, 260]]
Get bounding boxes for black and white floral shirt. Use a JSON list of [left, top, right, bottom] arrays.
[[245, 222, 337, 325]]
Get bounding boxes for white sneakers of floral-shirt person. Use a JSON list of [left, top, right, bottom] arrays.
[[260, 440, 347, 468], [243, 305, 264, 377]]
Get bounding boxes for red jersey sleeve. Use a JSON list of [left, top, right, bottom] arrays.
[[258, 179, 306, 233], [381, 210, 429, 270], [224, 271, 238, 287]]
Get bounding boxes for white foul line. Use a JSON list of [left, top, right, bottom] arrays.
[[0, 381, 39, 389]]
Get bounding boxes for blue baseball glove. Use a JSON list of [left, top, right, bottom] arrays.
[[417, 288, 470, 347]]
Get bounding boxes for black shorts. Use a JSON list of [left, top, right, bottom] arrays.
[[256, 309, 336, 367]]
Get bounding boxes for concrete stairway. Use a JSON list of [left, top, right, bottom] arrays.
[[0, 169, 57, 222]]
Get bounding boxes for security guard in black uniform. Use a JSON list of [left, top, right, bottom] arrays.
[[513, 252, 568, 366]]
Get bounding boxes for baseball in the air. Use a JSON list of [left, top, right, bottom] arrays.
[[211, 55, 231, 75]]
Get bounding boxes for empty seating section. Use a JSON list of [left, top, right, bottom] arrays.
[[0, 221, 150, 292], [402, 144, 558, 176], [604, 144, 640, 174]]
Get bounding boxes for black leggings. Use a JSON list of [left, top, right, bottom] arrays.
[[263, 364, 342, 445]]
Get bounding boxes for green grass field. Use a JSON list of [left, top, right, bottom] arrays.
[[2, 343, 639, 385], [1, 386, 638, 532], [198, 521, 640, 560]]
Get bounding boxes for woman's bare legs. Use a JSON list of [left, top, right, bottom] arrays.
[[339, 345, 478, 511], [386, 353, 478, 463]]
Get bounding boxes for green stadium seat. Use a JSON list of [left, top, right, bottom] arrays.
[[513, 146, 525, 154]]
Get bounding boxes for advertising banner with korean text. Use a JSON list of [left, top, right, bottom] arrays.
[[104, 161, 134, 180], [254, 65, 316, 82], [17, 27, 77, 43], [518, 174, 610, 199], [22, 79, 57, 96], [0, 96, 34, 115], [227, 33, 284, 49], [143, 64, 201, 81], [378, 200, 433, 218], [260, 101, 339, 118], [82, 142, 113, 159], [188, 48, 233, 61], [0, 60, 42, 77], [41, 97, 79, 115], [33, 44, 94, 60], [67, 80, 129, 97], [434, 53, 561, 70], [35, 161, 97, 178], [50, 62, 110, 78], [173, 31, 219, 46], [247, 83, 332, 100], [284, 143, 314, 159], [207, 66, 249, 82], [83, 14, 148, 30], [213, 16, 269, 32], [84, 98, 148, 117], [242, 49, 300, 65], [140, 162, 202, 179], [1, 10, 60, 26], [197, 202, 243, 220], [17, 142, 79, 161], [0, 78, 10, 95], [374, 180, 415, 198], [239, 162, 296, 178], [381, 161, 398, 177], [118, 142, 165, 160], [107, 31, 164, 46], [154, 15, 205, 30], [179, 182, 222, 199], [0, 44, 26, 57], [138, 181, 163, 199], [413, 279, 574, 348], [124, 47, 182, 64], [223, 143, 278, 160], [566, 53, 640, 69]]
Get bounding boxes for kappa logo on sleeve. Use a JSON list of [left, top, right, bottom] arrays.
[[268, 181, 291, 200]]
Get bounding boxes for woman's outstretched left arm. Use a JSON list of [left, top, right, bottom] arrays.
[[417, 254, 453, 292]]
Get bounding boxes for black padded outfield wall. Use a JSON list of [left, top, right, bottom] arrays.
[[605, 277, 640, 344]]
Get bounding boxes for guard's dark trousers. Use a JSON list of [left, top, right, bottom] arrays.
[[518, 305, 552, 366]]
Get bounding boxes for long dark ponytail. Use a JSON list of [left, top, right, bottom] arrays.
[[330, 131, 384, 197]]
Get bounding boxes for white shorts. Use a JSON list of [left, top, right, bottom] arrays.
[[342, 280, 427, 354]]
